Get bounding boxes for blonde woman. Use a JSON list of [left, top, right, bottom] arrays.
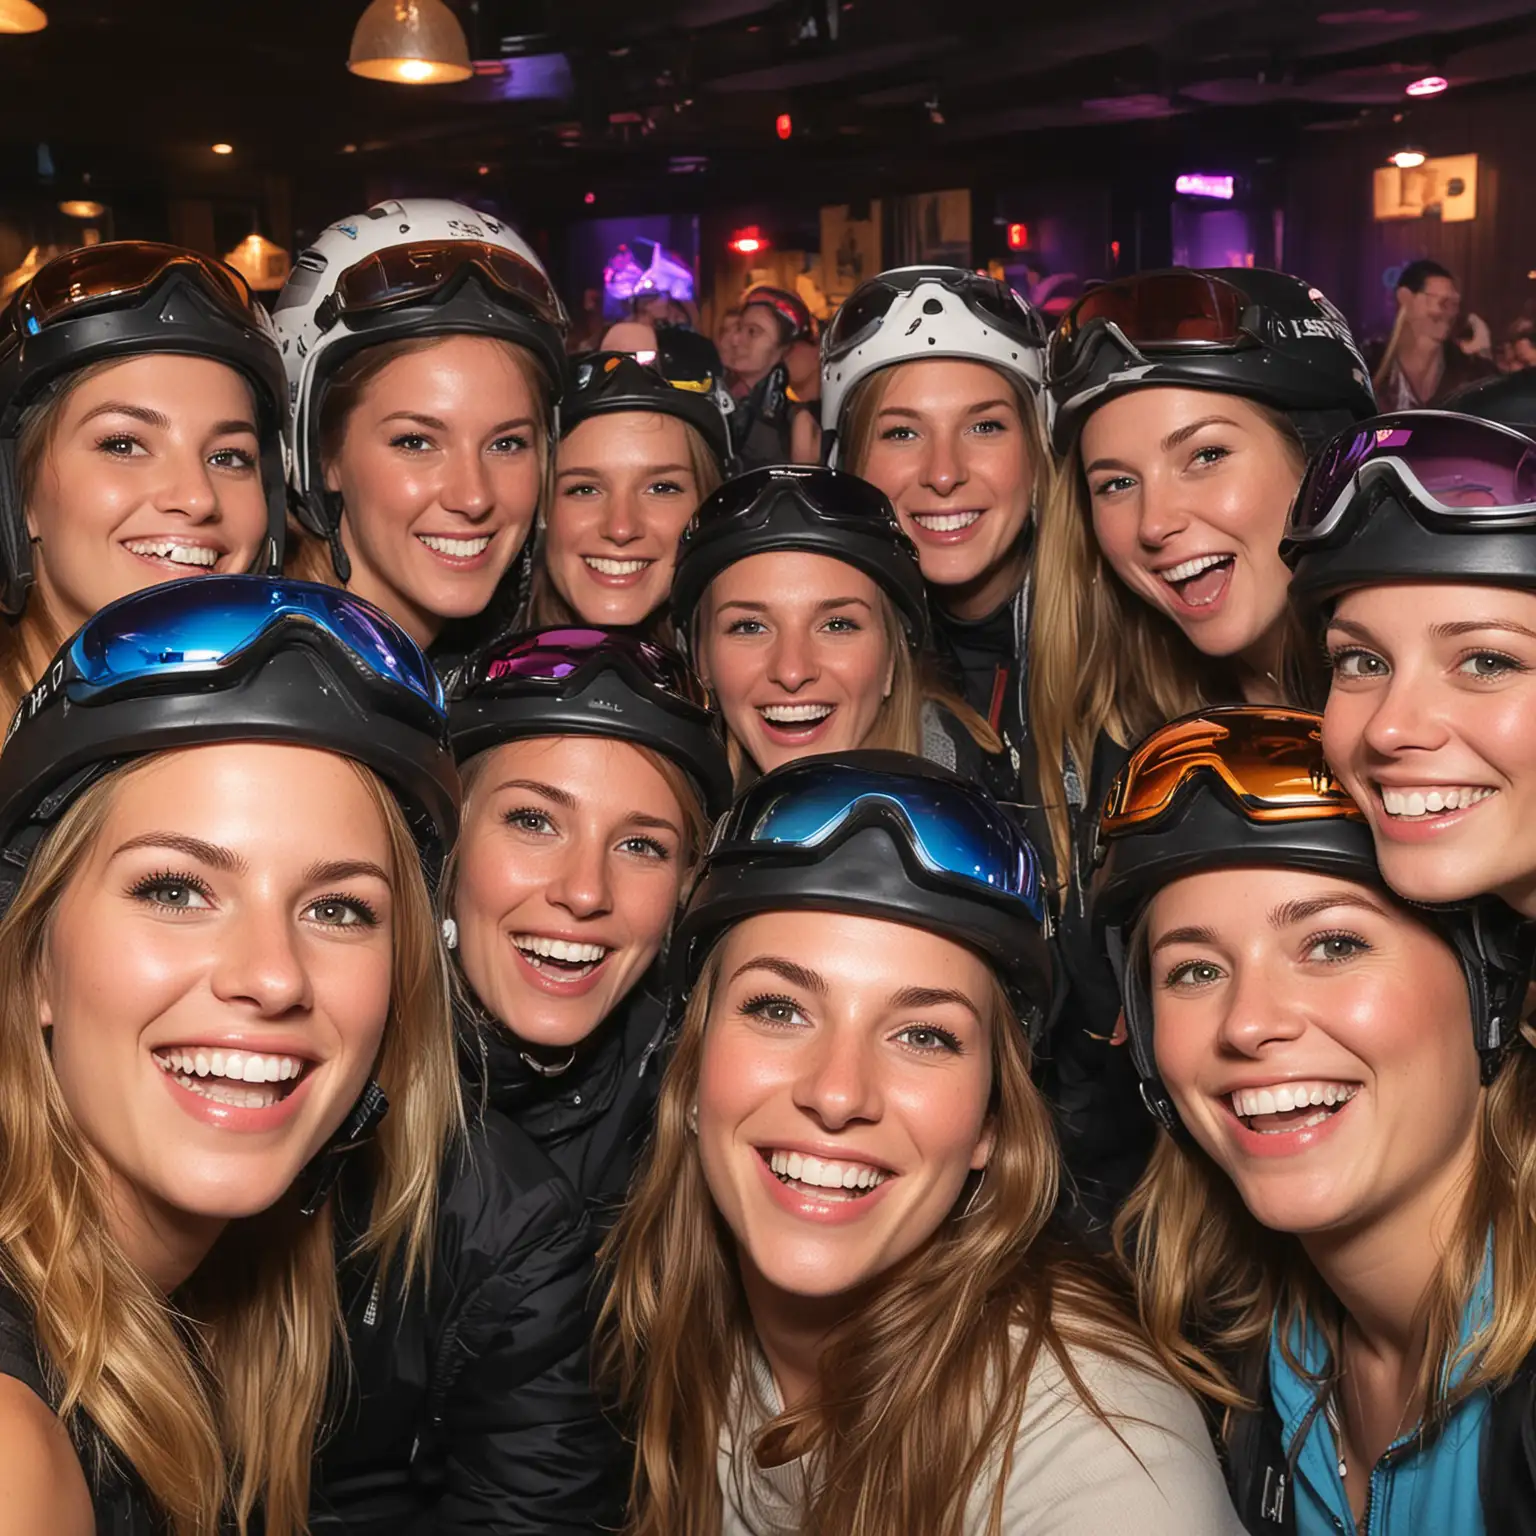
[[0, 575, 466, 1533], [0, 240, 287, 722], [275, 199, 567, 669], [670, 465, 998, 786], [602, 752, 1241, 1536], [1095, 707, 1536, 1533], [527, 348, 730, 636]]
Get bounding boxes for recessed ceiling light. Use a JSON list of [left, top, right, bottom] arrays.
[[1390, 146, 1427, 168], [1406, 75, 1448, 97], [211, 143, 234, 156]]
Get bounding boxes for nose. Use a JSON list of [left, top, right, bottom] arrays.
[[546, 832, 614, 921], [791, 1021, 883, 1131], [438, 447, 495, 522], [1356, 670, 1449, 760], [598, 486, 642, 546], [1135, 473, 1190, 549], [919, 429, 968, 498], [1215, 952, 1307, 1060], [209, 899, 312, 1018], [766, 626, 819, 694], [155, 447, 219, 523]]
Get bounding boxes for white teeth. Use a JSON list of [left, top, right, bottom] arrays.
[[513, 934, 609, 964], [1159, 553, 1231, 584], [583, 556, 651, 576], [123, 540, 220, 568], [1380, 785, 1496, 819], [759, 703, 834, 724], [154, 1050, 304, 1086], [911, 510, 981, 532], [767, 1149, 888, 1192], [1229, 1081, 1360, 1120], [418, 534, 492, 557]]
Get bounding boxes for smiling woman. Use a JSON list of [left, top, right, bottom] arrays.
[[1094, 707, 1536, 1535], [602, 753, 1241, 1536], [0, 241, 289, 726]]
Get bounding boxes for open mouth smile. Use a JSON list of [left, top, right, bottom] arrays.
[[153, 1047, 312, 1110], [123, 539, 224, 571], [760, 1146, 892, 1201], [512, 932, 611, 979], [1378, 784, 1498, 820], [1156, 552, 1234, 609], [1228, 1079, 1360, 1136], [417, 533, 494, 564]]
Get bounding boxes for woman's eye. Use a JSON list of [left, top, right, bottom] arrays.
[[725, 618, 767, 636], [879, 424, 918, 442], [306, 896, 380, 928], [1330, 647, 1389, 681], [503, 807, 556, 835], [969, 417, 1009, 436], [742, 994, 807, 1027], [390, 433, 433, 453], [646, 478, 687, 496], [490, 433, 530, 454], [208, 447, 257, 471], [1190, 444, 1232, 468], [98, 433, 146, 458], [561, 481, 601, 498], [1090, 474, 1136, 497], [821, 615, 860, 633], [1165, 959, 1224, 988], [618, 835, 670, 861], [893, 1024, 962, 1054], [1458, 650, 1525, 680], [131, 874, 213, 911], [1305, 933, 1368, 964]]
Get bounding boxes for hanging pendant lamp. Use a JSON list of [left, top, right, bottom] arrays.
[[0, 1, 47, 35], [347, 0, 472, 85]]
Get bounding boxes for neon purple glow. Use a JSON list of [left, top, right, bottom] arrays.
[[1406, 75, 1448, 98], [1175, 173, 1235, 200], [602, 239, 696, 308]]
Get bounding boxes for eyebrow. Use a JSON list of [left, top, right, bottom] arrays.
[[627, 812, 682, 837], [557, 462, 691, 480], [1150, 923, 1219, 954], [1429, 619, 1536, 643], [729, 955, 828, 994], [79, 401, 171, 431], [889, 984, 981, 1019], [1084, 415, 1242, 476], [111, 831, 247, 873], [378, 411, 535, 435], [305, 858, 391, 886], [714, 597, 873, 614], [1268, 892, 1389, 927], [488, 778, 577, 809], [877, 399, 1013, 420]]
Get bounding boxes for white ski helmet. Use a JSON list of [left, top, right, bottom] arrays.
[[273, 199, 568, 570], [819, 266, 1048, 466]]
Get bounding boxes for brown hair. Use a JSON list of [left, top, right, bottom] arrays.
[[1027, 404, 1316, 882], [286, 334, 555, 594], [525, 412, 725, 638], [0, 752, 460, 1534], [600, 941, 1154, 1536]]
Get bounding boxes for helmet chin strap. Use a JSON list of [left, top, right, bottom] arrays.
[[322, 490, 351, 583]]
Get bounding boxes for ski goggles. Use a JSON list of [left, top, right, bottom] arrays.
[[319, 240, 566, 332], [717, 766, 1047, 924], [1284, 411, 1536, 550], [461, 626, 711, 711], [5, 241, 257, 341], [826, 269, 1044, 360], [687, 465, 903, 540], [1049, 270, 1267, 387], [570, 347, 717, 399], [1099, 708, 1363, 836], [41, 577, 443, 720]]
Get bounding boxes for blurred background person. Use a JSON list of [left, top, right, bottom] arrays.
[[1367, 258, 1494, 408]]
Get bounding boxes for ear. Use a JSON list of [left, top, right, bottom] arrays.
[[323, 456, 342, 495], [971, 1117, 995, 1172], [38, 994, 52, 1031], [883, 646, 896, 700]]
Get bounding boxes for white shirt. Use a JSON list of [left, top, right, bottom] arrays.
[[717, 1333, 1245, 1536]]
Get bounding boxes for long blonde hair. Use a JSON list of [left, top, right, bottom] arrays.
[[0, 752, 461, 1535], [600, 939, 1151, 1536], [1116, 962, 1536, 1436], [526, 413, 725, 639], [1028, 409, 1313, 882]]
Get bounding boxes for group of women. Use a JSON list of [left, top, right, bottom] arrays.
[[0, 189, 1534, 1536]]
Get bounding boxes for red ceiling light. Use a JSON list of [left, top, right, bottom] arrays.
[[775, 112, 793, 140], [1005, 222, 1029, 251], [584, 191, 596, 204], [728, 225, 768, 255], [1406, 75, 1448, 97]]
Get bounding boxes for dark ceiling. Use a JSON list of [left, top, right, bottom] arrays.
[[1, 0, 1533, 230]]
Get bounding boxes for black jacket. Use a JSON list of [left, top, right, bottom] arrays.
[[310, 1110, 626, 1535], [931, 587, 1153, 1230], [1226, 1344, 1536, 1534], [464, 975, 671, 1224]]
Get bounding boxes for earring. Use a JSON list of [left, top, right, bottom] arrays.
[[960, 1168, 988, 1219], [441, 917, 458, 950], [686, 1102, 698, 1135]]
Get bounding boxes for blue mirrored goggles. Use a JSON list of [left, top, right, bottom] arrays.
[[53, 577, 443, 713], [717, 770, 1047, 925]]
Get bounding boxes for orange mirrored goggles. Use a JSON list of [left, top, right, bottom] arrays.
[[1099, 707, 1366, 834]]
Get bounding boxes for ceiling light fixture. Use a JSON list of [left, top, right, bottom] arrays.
[[0, 0, 46, 34], [58, 199, 105, 219], [1405, 75, 1448, 98], [347, 0, 472, 85], [211, 142, 234, 156], [776, 112, 793, 140], [1390, 145, 1427, 168]]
